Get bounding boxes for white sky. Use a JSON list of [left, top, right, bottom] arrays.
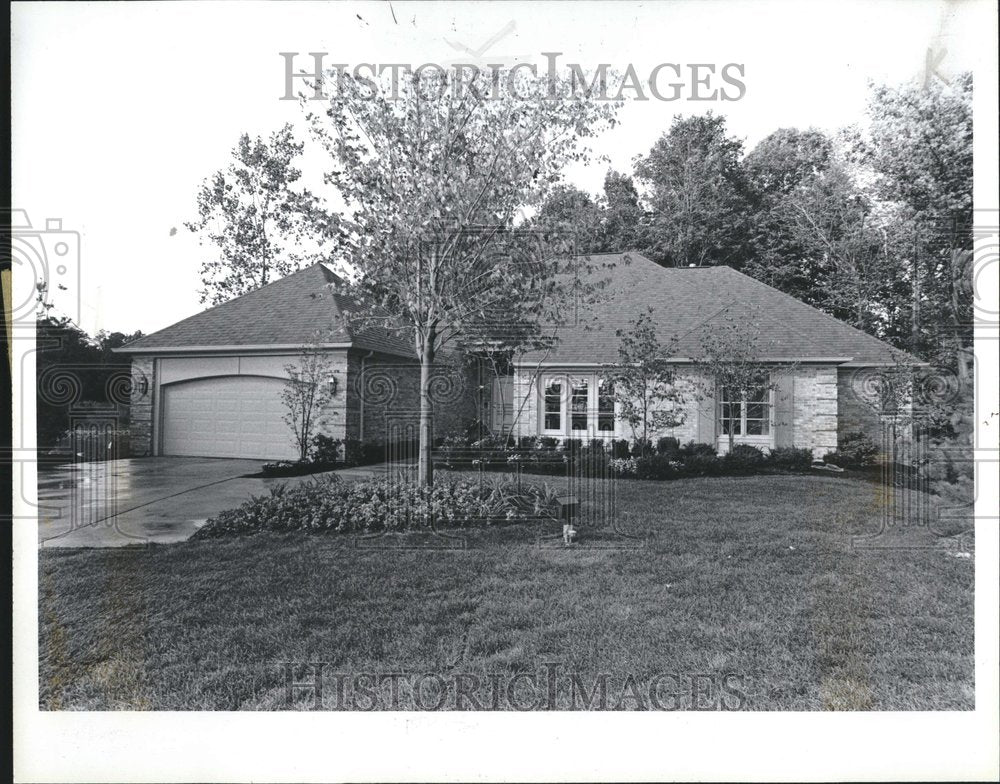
[[10, 0, 991, 336]]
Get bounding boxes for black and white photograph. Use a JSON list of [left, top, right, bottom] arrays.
[[8, 0, 999, 781]]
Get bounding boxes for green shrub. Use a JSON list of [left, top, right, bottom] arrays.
[[768, 446, 814, 471], [631, 438, 654, 458], [611, 439, 631, 459], [309, 434, 342, 464], [679, 453, 722, 476], [680, 441, 717, 459], [517, 435, 538, 451], [194, 475, 560, 538], [538, 436, 559, 450], [635, 454, 677, 480], [656, 436, 680, 455], [563, 437, 584, 455], [588, 438, 607, 453], [822, 431, 880, 468], [722, 444, 767, 472]]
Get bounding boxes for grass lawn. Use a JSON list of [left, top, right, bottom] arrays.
[[38, 473, 974, 710]]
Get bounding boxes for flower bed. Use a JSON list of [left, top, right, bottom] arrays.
[[193, 475, 561, 538]]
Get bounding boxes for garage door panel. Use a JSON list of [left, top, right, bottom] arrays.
[[161, 376, 298, 460]]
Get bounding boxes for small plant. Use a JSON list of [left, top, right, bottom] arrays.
[[539, 436, 559, 451], [722, 444, 767, 472], [680, 441, 717, 459], [768, 447, 813, 471], [518, 435, 539, 451]]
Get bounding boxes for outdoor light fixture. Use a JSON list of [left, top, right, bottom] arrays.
[[328, 375, 338, 396]]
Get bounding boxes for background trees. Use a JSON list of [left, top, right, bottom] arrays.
[[187, 124, 337, 305]]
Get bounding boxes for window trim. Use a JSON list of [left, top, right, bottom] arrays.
[[717, 381, 775, 446], [539, 372, 619, 438]]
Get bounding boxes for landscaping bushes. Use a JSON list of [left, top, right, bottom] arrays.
[[193, 475, 561, 538], [822, 431, 880, 468]]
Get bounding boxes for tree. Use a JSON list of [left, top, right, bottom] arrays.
[[307, 68, 621, 486], [187, 124, 337, 305], [281, 340, 337, 461], [690, 306, 791, 454], [634, 113, 752, 267], [612, 308, 684, 448], [851, 74, 973, 371], [598, 169, 642, 252], [532, 185, 605, 254]]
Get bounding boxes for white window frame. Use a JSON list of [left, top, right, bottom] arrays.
[[717, 381, 775, 449], [539, 372, 620, 438]]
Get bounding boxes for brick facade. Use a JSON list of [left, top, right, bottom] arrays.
[[128, 356, 155, 456], [836, 367, 884, 445]]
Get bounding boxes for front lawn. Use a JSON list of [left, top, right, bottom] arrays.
[[38, 474, 974, 710]]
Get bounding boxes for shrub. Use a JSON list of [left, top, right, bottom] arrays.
[[656, 436, 680, 455], [679, 452, 722, 476], [539, 436, 559, 451], [610, 457, 637, 476], [611, 439, 631, 459], [635, 454, 677, 480], [563, 437, 583, 455], [768, 446, 813, 471], [193, 475, 560, 538], [517, 435, 538, 451], [822, 431, 880, 468], [309, 434, 342, 464], [588, 438, 607, 453], [722, 444, 767, 473], [631, 438, 654, 458], [680, 441, 717, 459]]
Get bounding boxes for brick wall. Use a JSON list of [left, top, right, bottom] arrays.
[[350, 351, 476, 445], [129, 356, 155, 456], [837, 367, 884, 445]]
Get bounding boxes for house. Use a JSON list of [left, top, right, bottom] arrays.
[[117, 253, 908, 460]]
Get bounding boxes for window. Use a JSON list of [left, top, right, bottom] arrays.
[[540, 373, 617, 436], [598, 378, 615, 433], [570, 378, 589, 432], [719, 383, 771, 437], [543, 379, 563, 432]]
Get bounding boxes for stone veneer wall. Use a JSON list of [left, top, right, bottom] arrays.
[[129, 356, 155, 457], [789, 365, 839, 458]]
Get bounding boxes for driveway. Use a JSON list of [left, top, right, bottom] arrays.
[[37, 457, 383, 548]]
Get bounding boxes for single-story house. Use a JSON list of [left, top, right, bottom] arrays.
[[117, 253, 909, 460]]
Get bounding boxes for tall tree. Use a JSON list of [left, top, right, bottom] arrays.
[[852, 74, 973, 368], [532, 185, 605, 254], [634, 113, 752, 267], [599, 169, 642, 252], [308, 69, 621, 486], [187, 124, 336, 305]]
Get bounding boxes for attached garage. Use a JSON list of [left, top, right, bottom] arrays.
[[160, 376, 297, 460]]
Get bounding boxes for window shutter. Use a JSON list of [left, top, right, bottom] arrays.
[[773, 371, 795, 448], [696, 385, 716, 446]]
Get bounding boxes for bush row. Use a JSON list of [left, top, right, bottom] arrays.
[[194, 475, 561, 538]]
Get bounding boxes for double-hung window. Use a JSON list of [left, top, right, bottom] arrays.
[[719, 381, 772, 441]]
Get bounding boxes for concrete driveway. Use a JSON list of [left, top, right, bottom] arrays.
[[37, 457, 375, 548]]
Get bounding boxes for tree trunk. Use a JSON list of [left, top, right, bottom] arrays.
[[418, 340, 435, 487]]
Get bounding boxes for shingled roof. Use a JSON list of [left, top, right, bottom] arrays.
[[121, 253, 911, 366], [520, 252, 913, 365], [117, 263, 415, 357]]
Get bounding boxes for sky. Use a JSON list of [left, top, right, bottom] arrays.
[[10, 0, 992, 337]]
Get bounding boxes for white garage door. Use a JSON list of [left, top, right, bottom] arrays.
[[161, 376, 298, 460]]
